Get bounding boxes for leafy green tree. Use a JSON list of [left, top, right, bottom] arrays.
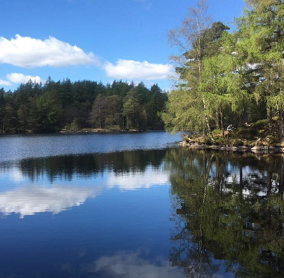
[[31, 91, 62, 131], [123, 88, 141, 129], [89, 94, 108, 128], [165, 0, 229, 137], [235, 0, 284, 138], [200, 33, 252, 133], [105, 95, 123, 129], [3, 103, 16, 132], [146, 85, 168, 129], [17, 104, 29, 130], [162, 88, 204, 132], [163, 0, 284, 141]]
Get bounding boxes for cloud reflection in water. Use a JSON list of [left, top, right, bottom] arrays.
[[0, 167, 170, 218], [107, 167, 169, 191], [0, 185, 101, 218], [83, 250, 184, 278]]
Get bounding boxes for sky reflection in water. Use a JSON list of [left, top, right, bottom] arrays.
[[0, 134, 283, 277], [0, 146, 183, 278], [0, 164, 169, 218]]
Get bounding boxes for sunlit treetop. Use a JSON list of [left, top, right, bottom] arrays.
[[245, 0, 283, 11]]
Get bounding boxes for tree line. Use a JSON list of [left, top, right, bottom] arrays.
[[162, 0, 284, 140], [0, 79, 167, 133]]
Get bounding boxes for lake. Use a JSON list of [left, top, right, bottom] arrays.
[[0, 132, 283, 278]]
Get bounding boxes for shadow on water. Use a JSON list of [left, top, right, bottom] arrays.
[[165, 148, 284, 278]]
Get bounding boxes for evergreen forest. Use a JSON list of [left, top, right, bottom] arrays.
[[0, 79, 167, 133]]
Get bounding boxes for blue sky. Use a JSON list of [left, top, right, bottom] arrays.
[[0, 0, 245, 90]]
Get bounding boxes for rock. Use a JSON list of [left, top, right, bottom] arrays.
[[180, 139, 284, 154], [210, 145, 220, 150], [237, 146, 250, 152], [251, 146, 269, 153]]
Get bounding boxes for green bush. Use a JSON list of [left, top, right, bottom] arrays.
[[252, 119, 268, 129], [235, 127, 258, 139], [231, 138, 244, 146]]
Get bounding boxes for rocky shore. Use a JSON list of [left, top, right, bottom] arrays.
[[178, 117, 284, 154], [179, 139, 284, 154]]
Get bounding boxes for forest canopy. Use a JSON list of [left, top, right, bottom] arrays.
[[0, 79, 167, 133], [162, 0, 284, 140]]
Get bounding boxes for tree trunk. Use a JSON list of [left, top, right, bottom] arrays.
[[215, 110, 220, 130], [202, 97, 214, 141], [202, 111, 206, 138]]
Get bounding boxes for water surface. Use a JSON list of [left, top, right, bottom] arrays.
[[0, 131, 180, 162], [0, 132, 283, 278]]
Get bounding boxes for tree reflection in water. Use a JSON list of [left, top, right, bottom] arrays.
[[165, 148, 284, 278], [17, 149, 167, 182]]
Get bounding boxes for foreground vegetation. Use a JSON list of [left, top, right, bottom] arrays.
[[162, 0, 284, 143], [0, 79, 167, 133], [183, 117, 284, 150]]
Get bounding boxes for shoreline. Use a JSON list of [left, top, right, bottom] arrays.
[[0, 128, 166, 136], [60, 128, 143, 134], [179, 140, 284, 154]]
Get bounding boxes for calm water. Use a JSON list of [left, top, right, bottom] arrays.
[[0, 132, 283, 278]]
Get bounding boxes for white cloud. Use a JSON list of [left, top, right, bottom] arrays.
[[0, 35, 100, 68], [0, 35, 172, 83], [0, 79, 12, 86], [0, 185, 102, 218], [7, 73, 43, 84], [103, 59, 173, 80]]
